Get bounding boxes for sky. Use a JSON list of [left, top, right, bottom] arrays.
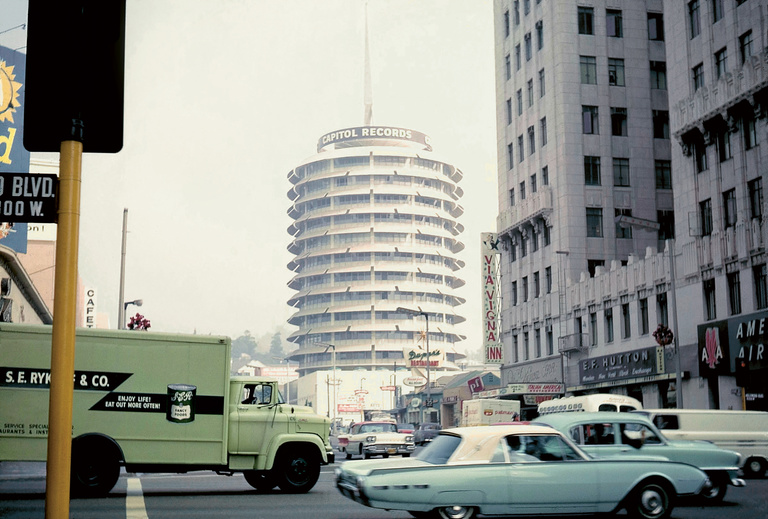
[[1, 0, 498, 355]]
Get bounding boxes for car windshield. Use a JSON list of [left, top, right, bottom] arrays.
[[359, 423, 397, 433], [415, 434, 461, 465]]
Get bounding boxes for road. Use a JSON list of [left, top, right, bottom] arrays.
[[1, 461, 766, 519]]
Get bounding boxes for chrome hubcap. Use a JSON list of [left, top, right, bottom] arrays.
[[640, 489, 664, 517]]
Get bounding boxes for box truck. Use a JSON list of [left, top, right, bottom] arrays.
[[461, 398, 521, 426], [0, 324, 333, 496]]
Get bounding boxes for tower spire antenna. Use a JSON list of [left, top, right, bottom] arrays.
[[363, 0, 373, 126]]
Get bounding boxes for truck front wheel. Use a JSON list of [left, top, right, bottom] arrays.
[[275, 447, 320, 493], [70, 436, 122, 497]]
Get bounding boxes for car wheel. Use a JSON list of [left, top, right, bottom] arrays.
[[275, 447, 320, 493], [626, 481, 673, 519], [434, 506, 476, 519], [345, 450, 353, 460], [402, 453, 411, 457], [243, 470, 276, 491], [700, 473, 727, 503], [363, 453, 371, 459], [743, 457, 767, 478]]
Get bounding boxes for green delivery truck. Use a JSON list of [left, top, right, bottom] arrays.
[[0, 323, 334, 496]]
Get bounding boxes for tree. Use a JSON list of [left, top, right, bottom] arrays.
[[269, 332, 284, 358], [232, 331, 258, 359]]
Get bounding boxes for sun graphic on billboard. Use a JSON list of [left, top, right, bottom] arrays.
[[0, 60, 22, 124]]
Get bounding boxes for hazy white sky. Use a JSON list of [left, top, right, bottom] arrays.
[[2, 0, 498, 354]]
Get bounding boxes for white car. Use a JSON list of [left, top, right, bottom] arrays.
[[337, 421, 415, 459]]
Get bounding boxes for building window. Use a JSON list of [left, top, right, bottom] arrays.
[[520, 181, 526, 200], [536, 21, 544, 50], [657, 292, 668, 326], [580, 56, 597, 84], [507, 143, 514, 170], [586, 208, 603, 238], [755, 264, 768, 310], [547, 329, 554, 356], [650, 61, 667, 89], [505, 54, 512, 80], [539, 68, 546, 96], [514, 0, 520, 25], [639, 298, 649, 336], [506, 98, 513, 124], [700, 198, 713, 236], [509, 188, 515, 207], [590, 312, 598, 346], [515, 44, 521, 70], [578, 6, 594, 35], [616, 208, 633, 238], [513, 334, 519, 363], [510, 239, 517, 261], [744, 114, 757, 150], [653, 110, 669, 139], [695, 140, 708, 172], [512, 280, 518, 305], [648, 13, 664, 41], [517, 89, 523, 115], [658, 210, 675, 241], [584, 156, 601, 185], [692, 63, 704, 91], [523, 0, 530, 16], [524, 332, 530, 360], [535, 329, 542, 358], [528, 126, 536, 155], [728, 271, 742, 315], [530, 173, 538, 193], [718, 128, 732, 161], [712, 0, 724, 23], [606, 10, 623, 38], [504, 10, 511, 37], [704, 278, 717, 320], [611, 107, 627, 136], [613, 158, 630, 187], [621, 302, 631, 339], [518, 135, 524, 162], [542, 165, 549, 185], [587, 259, 605, 277], [608, 58, 625, 86], [605, 307, 614, 343], [540, 117, 547, 146], [655, 160, 672, 189], [534, 271, 540, 298], [740, 30, 753, 64], [545, 266, 552, 293], [582, 105, 599, 134], [749, 178, 763, 219], [525, 33, 532, 61], [723, 189, 737, 228], [527, 79, 534, 107], [689, 0, 701, 39], [715, 47, 728, 79], [522, 276, 529, 302]]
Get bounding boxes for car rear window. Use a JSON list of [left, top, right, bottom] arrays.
[[416, 434, 461, 465]]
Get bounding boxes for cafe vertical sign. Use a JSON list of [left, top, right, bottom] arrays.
[[483, 233, 502, 363]]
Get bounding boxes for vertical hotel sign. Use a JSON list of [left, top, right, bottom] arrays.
[[0, 45, 30, 253], [482, 233, 502, 363]]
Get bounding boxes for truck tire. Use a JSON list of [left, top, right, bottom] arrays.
[[70, 436, 122, 497], [275, 447, 320, 493], [243, 470, 276, 491], [743, 457, 767, 478]]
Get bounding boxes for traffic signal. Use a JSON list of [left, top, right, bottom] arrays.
[[24, 1, 126, 153]]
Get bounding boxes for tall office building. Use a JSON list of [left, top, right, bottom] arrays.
[[492, 1, 674, 409], [285, 126, 468, 422], [663, 0, 768, 411]]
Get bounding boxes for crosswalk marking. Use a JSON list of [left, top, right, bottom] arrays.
[[126, 477, 149, 519]]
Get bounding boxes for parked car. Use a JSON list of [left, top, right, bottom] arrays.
[[396, 423, 415, 434], [413, 422, 442, 445], [335, 424, 709, 519], [534, 411, 745, 502], [336, 421, 415, 459]]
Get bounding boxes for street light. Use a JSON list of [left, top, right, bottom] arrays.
[[322, 344, 337, 423], [359, 377, 366, 422], [396, 307, 430, 423], [122, 299, 143, 329]]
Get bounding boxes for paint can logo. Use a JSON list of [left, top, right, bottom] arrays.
[[167, 384, 196, 423]]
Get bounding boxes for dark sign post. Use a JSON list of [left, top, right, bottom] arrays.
[[24, 2, 126, 518]]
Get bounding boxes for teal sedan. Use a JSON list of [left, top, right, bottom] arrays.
[[533, 412, 745, 503], [335, 424, 709, 519]]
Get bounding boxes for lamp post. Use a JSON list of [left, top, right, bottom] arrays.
[[359, 377, 366, 422], [322, 344, 337, 423], [396, 307, 430, 423], [122, 299, 143, 330]]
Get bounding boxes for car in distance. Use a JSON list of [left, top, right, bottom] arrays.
[[397, 423, 416, 434], [336, 421, 415, 459], [413, 422, 442, 445], [533, 411, 745, 502], [335, 424, 709, 519]]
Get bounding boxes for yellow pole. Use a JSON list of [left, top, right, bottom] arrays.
[[44, 139, 83, 519]]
